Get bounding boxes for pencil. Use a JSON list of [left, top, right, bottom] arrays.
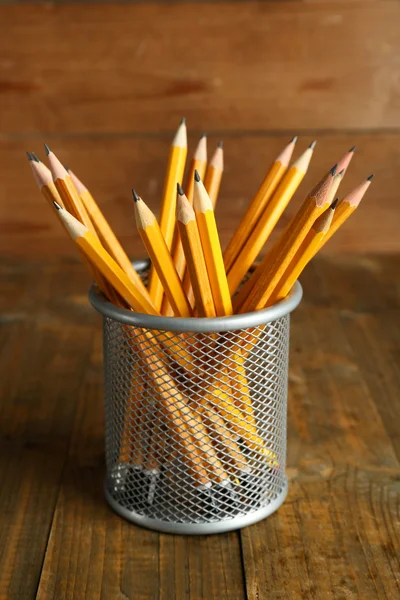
[[45, 145, 99, 238], [148, 119, 187, 310], [232, 164, 342, 312], [317, 175, 373, 250], [176, 184, 216, 318], [54, 204, 159, 315], [271, 198, 339, 302], [182, 140, 223, 309], [28, 153, 65, 209], [29, 155, 123, 305], [162, 133, 207, 316], [133, 190, 192, 318], [227, 141, 316, 296], [223, 136, 297, 273], [204, 141, 224, 207], [136, 331, 229, 485], [336, 145, 356, 175], [68, 168, 148, 296], [193, 171, 232, 317], [240, 165, 335, 312]]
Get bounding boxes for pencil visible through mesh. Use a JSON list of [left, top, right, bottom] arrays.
[[103, 313, 289, 525]]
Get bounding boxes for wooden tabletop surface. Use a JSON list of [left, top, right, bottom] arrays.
[[1, 253, 399, 599]]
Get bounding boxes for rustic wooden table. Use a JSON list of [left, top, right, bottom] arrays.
[[1, 254, 399, 599]]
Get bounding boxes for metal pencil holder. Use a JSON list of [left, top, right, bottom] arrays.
[[90, 260, 302, 535]]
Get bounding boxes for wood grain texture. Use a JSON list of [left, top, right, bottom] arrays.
[[35, 323, 245, 600], [241, 255, 400, 599], [1, 254, 399, 599], [0, 2, 399, 134], [0, 259, 95, 600], [1, 132, 398, 258]]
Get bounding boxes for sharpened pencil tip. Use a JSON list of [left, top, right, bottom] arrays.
[[367, 174, 374, 181], [64, 165, 69, 172], [309, 140, 317, 150], [177, 183, 184, 196], [31, 152, 40, 163], [338, 169, 345, 176], [194, 169, 201, 183], [331, 197, 339, 209], [132, 189, 140, 203], [330, 164, 338, 176], [349, 145, 356, 153], [201, 132, 206, 138], [180, 117, 186, 125], [217, 140, 223, 149], [291, 136, 298, 144], [53, 201, 62, 211], [44, 143, 51, 156], [26, 152, 33, 161]]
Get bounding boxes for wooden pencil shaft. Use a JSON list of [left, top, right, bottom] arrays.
[[194, 178, 232, 316], [70, 173, 148, 295], [223, 139, 296, 272], [273, 206, 335, 301], [163, 140, 207, 316], [226, 148, 313, 296], [149, 122, 187, 310], [240, 173, 333, 312], [178, 217, 216, 317], [135, 198, 192, 317]]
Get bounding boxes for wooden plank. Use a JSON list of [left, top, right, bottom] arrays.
[[36, 323, 246, 600], [240, 256, 400, 599], [0, 259, 95, 600], [0, 2, 399, 134], [0, 131, 396, 258]]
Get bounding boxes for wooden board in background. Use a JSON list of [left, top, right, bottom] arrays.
[[0, 2, 399, 134], [0, 132, 396, 258]]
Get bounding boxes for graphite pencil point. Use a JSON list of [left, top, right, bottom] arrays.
[[331, 197, 339, 209]]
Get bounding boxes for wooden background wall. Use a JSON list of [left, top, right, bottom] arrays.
[[0, 1, 399, 259]]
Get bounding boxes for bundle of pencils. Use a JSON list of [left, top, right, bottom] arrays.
[[27, 119, 373, 500]]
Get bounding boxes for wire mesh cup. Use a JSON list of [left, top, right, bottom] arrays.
[[89, 260, 302, 535]]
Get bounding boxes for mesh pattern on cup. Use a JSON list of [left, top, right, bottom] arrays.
[[103, 313, 289, 525]]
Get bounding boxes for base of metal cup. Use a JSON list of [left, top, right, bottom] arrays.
[[104, 477, 288, 535]]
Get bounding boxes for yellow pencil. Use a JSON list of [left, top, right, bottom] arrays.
[[223, 136, 297, 273], [271, 198, 339, 302], [227, 141, 316, 296], [54, 203, 159, 315], [162, 133, 207, 316], [68, 168, 148, 296], [193, 171, 232, 317], [28, 153, 65, 209], [176, 184, 216, 318], [148, 119, 187, 310], [240, 165, 335, 312], [133, 190, 192, 318], [45, 144, 99, 238], [317, 175, 373, 250]]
